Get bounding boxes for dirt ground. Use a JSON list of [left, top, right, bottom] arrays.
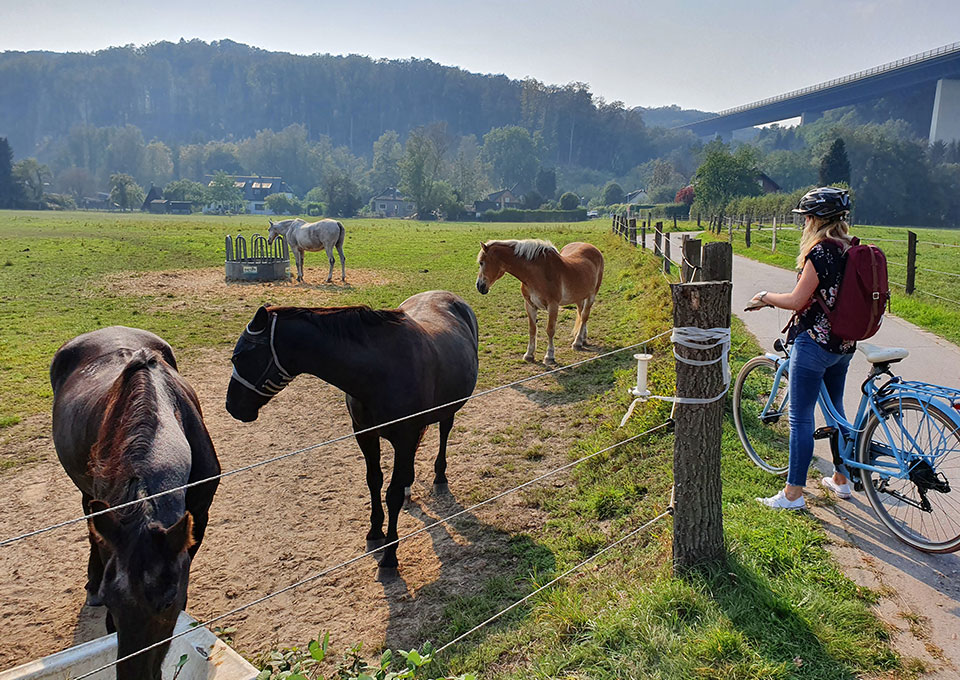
[[0, 271, 580, 671]]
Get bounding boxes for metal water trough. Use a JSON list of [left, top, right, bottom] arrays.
[[225, 233, 290, 282], [0, 612, 258, 680]]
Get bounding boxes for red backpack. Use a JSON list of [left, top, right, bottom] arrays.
[[817, 237, 889, 341]]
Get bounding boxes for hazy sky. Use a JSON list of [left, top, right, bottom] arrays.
[[2, 0, 959, 112]]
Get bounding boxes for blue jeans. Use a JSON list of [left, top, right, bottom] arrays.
[[787, 333, 853, 487]]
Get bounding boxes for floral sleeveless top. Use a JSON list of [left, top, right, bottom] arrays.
[[787, 240, 856, 354]]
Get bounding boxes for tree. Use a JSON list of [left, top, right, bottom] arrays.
[[481, 126, 539, 189], [109, 173, 145, 211], [163, 178, 206, 208], [400, 125, 447, 216], [692, 141, 761, 215], [675, 185, 695, 205], [559, 191, 580, 210], [601, 181, 624, 206], [264, 192, 303, 216], [535, 167, 557, 199], [105, 125, 146, 177], [819, 138, 851, 186], [369, 130, 402, 192], [140, 141, 174, 186], [204, 170, 244, 212], [0, 138, 20, 208], [450, 135, 488, 204], [13, 158, 52, 208], [522, 189, 543, 209], [57, 167, 97, 200], [323, 170, 362, 217]]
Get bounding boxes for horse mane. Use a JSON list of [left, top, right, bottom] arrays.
[[483, 239, 558, 261], [89, 350, 163, 489], [268, 305, 408, 339]]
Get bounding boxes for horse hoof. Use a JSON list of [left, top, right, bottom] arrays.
[[376, 566, 400, 582], [523, 354, 536, 363], [404, 486, 412, 497], [544, 358, 557, 366], [433, 482, 450, 495]]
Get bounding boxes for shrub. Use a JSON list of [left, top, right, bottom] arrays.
[[481, 207, 588, 222], [559, 191, 580, 210]]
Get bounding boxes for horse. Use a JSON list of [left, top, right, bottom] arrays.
[[50, 327, 221, 680], [225, 291, 479, 578], [268, 217, 346, 283], [476, 239, 604, 365]]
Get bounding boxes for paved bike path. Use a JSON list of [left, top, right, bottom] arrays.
[[648, 233, 960, 674]]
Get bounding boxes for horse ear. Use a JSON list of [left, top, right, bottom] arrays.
[[480, 241, 489, 252], [88, 500, 121, 548], [248, 306, 270, 334], [159, 512, 195, 555]]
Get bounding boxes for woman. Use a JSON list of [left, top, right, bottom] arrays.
[[748, 187, 855, 509]]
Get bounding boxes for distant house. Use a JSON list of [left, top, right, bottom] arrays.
[[756, 172, 782, 194], [141, 186, 164, 211], [369, 187, 416, 218], [203, 175, 294, 215], [474, 187, 524, 215], [624, 189, 649, 205], [168, 201, 192, 215], [81, 192, 114, 211]]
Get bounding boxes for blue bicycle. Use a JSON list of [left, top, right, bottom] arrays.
[[733, 338, 960, 553]]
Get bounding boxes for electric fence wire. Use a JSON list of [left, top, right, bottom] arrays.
[[433, 508, 672, 655], [0, 329, 675, 549], [917, 266, 960, 279], [919, 240, 960, 248], [71, 421, 673, 680]]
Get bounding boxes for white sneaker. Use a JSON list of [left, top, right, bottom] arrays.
[[820, 477, 852, 499], [756, 489, 806, 510]]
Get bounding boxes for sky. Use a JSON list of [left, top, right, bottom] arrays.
[[2, 0, 959, 113]]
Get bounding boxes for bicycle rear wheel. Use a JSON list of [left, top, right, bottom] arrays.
[[857, 397, 960, 553], [733, 356, 790, 475]]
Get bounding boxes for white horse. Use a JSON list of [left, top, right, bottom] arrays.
[[267, 218, 346, 283]]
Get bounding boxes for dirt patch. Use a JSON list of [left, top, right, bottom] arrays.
[[0, 347, 576, 670], [96, 267, 400, 308]]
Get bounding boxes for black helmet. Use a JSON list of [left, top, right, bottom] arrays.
[[792, 187, 850, 218]]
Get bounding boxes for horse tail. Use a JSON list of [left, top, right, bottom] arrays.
[[336, 221, 345, 248]]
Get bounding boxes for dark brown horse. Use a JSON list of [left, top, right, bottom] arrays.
[[225, 290, 479, 578], [51, 327, 221, 680]]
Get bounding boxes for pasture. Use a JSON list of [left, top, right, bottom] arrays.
[[0, 211, 908, 678]]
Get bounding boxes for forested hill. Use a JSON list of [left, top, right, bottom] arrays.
[[0, 39, 705, 173]]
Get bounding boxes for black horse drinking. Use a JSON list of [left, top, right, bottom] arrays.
[[50, 327, 221, 680], [226, 290, 479, 578]]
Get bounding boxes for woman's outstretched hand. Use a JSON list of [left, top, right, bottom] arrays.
[[745, 291, 772, 312]]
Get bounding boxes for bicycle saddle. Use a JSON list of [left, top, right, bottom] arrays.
[[857, 342, 909, 364]]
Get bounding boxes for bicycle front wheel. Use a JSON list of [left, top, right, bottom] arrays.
[[733, 356, 791, 475], [857, 397, 960, 553]]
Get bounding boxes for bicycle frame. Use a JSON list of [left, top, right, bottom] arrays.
[[760, 348, 960, 482]]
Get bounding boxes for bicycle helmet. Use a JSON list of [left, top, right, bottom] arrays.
[[792, 186, 850, 218]]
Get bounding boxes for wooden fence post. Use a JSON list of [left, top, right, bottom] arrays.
[[772, 216, 777, 253], [697, 212, 701, 228], [701, 242, 733, 282], [671, 280, 731, 574], [727, 217, 733, 242], [745, 219, 751, 248], [628, 218, 637, 246], [654, 221, 663, 258], [664, 234, 672, 275], [682, 238, 702, 283], [612, 216, 617, 234], [673, 214, 678, 230], [641, 223, 647, 249], [906, 230, 917, 295]]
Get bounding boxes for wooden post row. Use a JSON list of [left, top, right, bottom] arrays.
[[664, 235, 672, 275], [628, 218, 637, 246], [681, 238, 701, 283], [654, 222, 663, 258]]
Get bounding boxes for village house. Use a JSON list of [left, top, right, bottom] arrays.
[[369, 187, 416, 217], [473, 187, 524, 215], [203, 175, 294, 215]]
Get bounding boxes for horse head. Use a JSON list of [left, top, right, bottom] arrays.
[[266, 219, 284, 245], [476, 241, 506, 295], [226, 305, 293, 422], [88, 500, 195, 680]]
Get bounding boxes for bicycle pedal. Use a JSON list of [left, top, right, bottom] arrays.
[[813, 426, 837, 440]]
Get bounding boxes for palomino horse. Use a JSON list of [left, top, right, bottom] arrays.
[[476, 239, 604, 364], [50, 327, 221, 680], [226, 291, 478, 578], [268, 217, 346, 283]]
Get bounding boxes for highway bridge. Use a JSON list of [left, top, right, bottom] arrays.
[[675, 42, 960, 142]]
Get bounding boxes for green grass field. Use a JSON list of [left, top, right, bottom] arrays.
[[0, 210, 915, 678], [697, 221, 960, 347]]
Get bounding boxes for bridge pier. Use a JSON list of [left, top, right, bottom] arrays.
[[800, 110, 822, 125], [930, 78, 960, 143]]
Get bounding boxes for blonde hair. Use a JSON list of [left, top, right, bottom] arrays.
[[796, 215, 853, 269]]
